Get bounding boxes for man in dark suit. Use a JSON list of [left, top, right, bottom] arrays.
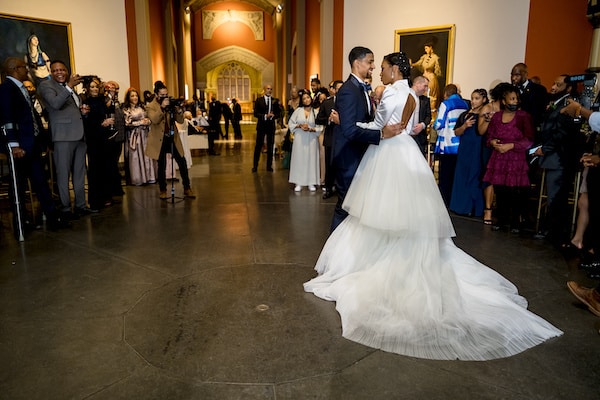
[[231, 98, 243, 139], [411, 75, 432, 156], [207, 96, 222, 154], [316, 80, 343, 199], [38, 60, 91, 219], [511, 63, 548, 131], [533, 74, 585, 246], [330, 46, 402, 231], [221, 100, 233, 140], [0, 57, 66, 233], [252, 84, 281, 172]]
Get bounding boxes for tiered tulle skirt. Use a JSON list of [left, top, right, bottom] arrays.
[[304, 134, 562, 360]]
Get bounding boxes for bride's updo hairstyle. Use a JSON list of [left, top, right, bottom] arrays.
[[383, 52, 411, 83]]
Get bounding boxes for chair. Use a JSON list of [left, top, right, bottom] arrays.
[[535, 169, 582, 236]]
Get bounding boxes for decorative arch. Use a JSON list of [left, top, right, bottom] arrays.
[[196, 45, 274, 96], [202, 10, 264, 40]]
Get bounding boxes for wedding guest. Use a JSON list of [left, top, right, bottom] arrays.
[[483, 86, 534, 233], [288, 89, 322, 192], [82, 77, 113, 210], [252, 84, 281, 172], [478, 82, 513, 225], [231, 98, 243, 139], [450, 88, 489, 217], [123, 87, 154, 186], [38, 60, 92, 219], [433, 84, 469, 206], [221, 100, 233, 140], [316, 80, 343, 199], [410, 76, 431, 156], [104, 80, 126, 197], [0, 57, 65, 233]]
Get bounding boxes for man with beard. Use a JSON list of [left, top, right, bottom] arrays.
[[329, 47, 403, 231], [532, 74, 585, 246]]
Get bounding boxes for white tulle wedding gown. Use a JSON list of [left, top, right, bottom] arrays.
[[303, 79, 562, 361]]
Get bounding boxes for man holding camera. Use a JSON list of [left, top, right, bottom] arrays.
[[38, 60, 92, 218], [146, 81, 195, 200]]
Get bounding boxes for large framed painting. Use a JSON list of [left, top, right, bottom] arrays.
[[0, 13, 74, 84], [395, 25, 455, 110]]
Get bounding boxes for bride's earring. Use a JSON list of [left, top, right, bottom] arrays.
[[392, 73, 394, 79]]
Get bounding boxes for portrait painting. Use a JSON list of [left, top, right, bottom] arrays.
[[395, 25, 455, 110], [0, 13, 73, 84]]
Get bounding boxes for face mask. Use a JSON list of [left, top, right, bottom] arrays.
[[505, 104, 518, 112]]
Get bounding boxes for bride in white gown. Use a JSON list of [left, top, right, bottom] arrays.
[[303, 52, 562, 361]]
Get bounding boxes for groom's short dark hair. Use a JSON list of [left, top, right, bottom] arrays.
[[348, 46, 373, 67]]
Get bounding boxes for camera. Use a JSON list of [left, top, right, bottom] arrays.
[[159, 96, 184, 112]]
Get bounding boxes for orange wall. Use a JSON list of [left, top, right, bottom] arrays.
[[194, 2, 275, 62], [124, 0, 140, 91], [305, 0, 321, 85], [149, 0, 167, 86], [332, 0, 344, 81], [526, 0, 592, 89]]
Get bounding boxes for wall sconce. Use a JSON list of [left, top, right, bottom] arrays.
[[276, 4, 284, 13], [185, 6, 191, 14]]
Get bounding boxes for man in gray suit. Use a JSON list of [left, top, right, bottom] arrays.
[[38, 60, 92, 218]]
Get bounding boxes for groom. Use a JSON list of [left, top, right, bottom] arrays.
[[330, 46, 402, 231]]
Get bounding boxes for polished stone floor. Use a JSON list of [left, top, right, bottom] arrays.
[[1, 127, 599, 399]]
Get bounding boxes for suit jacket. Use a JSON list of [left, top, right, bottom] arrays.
[[538, 96, 584, 170], [316, 96, 336, 147], [221, 102, 233, 120], [208, 100, 222, 125], [145, 98, 184, 160], [412, 94, 431, 150], [232, 102, 242, 121], [0, 77, 43, 153], [520, 80, 548, 129], [38, 78, 84, 142], [331, 74, 380, 172], [253, 96, 281, 132]]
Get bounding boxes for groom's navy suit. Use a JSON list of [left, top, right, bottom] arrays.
[[331, 74, 381, 231]]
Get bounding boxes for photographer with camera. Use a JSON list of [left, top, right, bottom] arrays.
[[560, 99, 600, 318], [146, 81, 195, 200]]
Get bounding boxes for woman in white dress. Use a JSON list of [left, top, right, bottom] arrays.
[[303, 52, 562, 361], [288, 90, 323, 192]]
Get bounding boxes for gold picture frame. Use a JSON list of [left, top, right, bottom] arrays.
[[395, 24, 455, 110], [0, 13, 74, 82]]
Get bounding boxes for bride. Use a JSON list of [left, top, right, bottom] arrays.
[[303, 52, 562, 361]]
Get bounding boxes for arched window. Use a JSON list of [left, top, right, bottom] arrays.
[[217, 63, 250, 101]]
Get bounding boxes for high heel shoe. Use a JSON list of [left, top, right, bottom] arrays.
[[483, 208, 493, 225]]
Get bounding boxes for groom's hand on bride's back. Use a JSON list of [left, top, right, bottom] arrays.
[[381, 122, 404, 139]]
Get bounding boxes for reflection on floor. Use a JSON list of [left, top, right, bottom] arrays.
[[1, 126, 598, 399]]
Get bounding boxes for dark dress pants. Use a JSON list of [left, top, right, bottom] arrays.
[[157, 136, 190, 191], [253, 126, 275, 169]]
